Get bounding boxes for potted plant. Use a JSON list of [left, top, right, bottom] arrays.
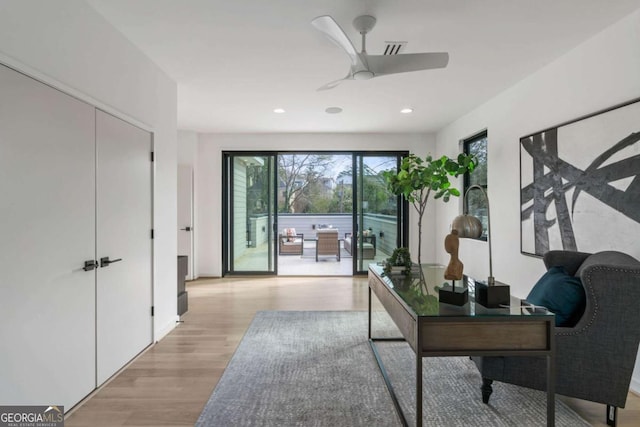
[[383, 247, 413, 275], [382, 153, 476, 269]]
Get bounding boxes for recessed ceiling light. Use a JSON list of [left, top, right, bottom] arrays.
[[273, 108, 286, 114], [325, 107, 343, 114], [400, 107, 414, 114]]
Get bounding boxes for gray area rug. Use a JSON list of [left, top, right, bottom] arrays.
[[196, 311, 590, 426]]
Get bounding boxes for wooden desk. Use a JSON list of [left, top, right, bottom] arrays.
[[368, 264, 555, 426]]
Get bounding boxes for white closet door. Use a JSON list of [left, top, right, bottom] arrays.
[[177, 165, 194, 279], [0, 64, 96, 408], [95, 110, 153, 385]]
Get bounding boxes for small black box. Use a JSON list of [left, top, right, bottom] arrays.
[[475, 281, 510, 308], [438, 283, 469, 306]]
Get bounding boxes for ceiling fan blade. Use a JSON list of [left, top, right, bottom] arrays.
[[367, 52, 449, 77], [311, 15, 359, 66], [317, 74, 352, 91]]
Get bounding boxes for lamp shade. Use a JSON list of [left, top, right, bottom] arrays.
[[451, 214, 482, 239]]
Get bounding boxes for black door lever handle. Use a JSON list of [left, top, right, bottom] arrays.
[[180, 226, 192, 231], [83, 260, 98, 271], [100, 257, 123, 268]]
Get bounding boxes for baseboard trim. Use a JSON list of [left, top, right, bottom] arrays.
[[65, 340, 155, 417], [194, 274, 221, 279], [155, 315, 179, 342], [630, 376, 640, 395]]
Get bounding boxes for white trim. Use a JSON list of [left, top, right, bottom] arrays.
[[155, 316, 180, 342], [631, 377, 640, 395], [0, 52, 153, 133], [65, 341, 156, 416]]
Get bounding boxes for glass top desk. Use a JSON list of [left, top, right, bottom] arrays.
[[368, 263, 556, 427]]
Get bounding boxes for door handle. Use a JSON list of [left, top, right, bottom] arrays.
[[83, 260, 98, 271], [100, 257, 123, 268], [180, 226, 192, 231]]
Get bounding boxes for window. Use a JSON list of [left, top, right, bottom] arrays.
[[463, 131, 488, 240]]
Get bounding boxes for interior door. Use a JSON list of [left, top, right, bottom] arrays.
[[177, 165, 194, 279], [224, 153, 277, 274], [96, 110, 153, 385], [0, 64, 96, 408]]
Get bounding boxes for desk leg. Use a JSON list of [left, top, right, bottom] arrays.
[[368, 286, 372, 340], [547, 353, 555, 426], [416, 352, 422, 427]]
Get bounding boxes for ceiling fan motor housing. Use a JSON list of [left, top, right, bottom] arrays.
[[353, 15, 376, 33]]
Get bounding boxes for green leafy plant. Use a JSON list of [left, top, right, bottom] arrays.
[[396, 286, 439, 315], [382, 153, 476, 267], [383, 247, 413, 275]]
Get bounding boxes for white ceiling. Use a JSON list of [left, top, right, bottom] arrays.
[[87, 0, 640, 134]]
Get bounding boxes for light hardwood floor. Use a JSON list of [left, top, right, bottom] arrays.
[[66, 276, 639, 426]]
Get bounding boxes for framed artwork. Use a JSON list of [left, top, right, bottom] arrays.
[[520, 98, 640, 257]]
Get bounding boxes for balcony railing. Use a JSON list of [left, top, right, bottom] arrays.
[[247, 213, 398, 256]]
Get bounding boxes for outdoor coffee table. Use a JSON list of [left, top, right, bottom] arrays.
[[368, 263, 556, 427]]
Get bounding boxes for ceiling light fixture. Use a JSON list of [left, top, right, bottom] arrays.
[[273, 108, 286, 114], [325, 107, 343, 114], [400, 107, 414, 114]]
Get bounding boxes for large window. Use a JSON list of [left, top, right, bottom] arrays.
[[463, 131, 488, 240]]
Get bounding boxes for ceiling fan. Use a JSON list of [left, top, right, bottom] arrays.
[[311, 15, 449, 91]]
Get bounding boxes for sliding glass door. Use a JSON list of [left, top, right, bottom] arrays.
[[222, 151, 406, 276], [354, 153, 406, 273], [223, 153, 277, 274]]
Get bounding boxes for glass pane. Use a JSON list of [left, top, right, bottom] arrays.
[[277, 153, 352, 214], [370, 263, 554, 318], [231, 155, 275, 272], [467, 187, 488, 239], [468, 136, 487, 187], [357, 155, 398, 272], [276, 153, 352, 276], [465, 134, 488, 239]]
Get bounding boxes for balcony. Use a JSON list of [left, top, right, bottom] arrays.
[[235, 213, 397, 275]]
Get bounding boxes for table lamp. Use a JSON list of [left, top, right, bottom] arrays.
[[451, 184, 509, 308]]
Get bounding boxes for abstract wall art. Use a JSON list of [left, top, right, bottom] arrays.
[[520, 98, 640, 258]]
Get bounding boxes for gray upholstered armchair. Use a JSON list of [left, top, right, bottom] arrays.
[[473, 250, 640, 426]]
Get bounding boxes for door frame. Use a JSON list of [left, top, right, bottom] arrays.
[[177, 164, 195, 280], [352, 151, 409, 274], [222, 152, 278, 275], [222, 150, 408, 276]]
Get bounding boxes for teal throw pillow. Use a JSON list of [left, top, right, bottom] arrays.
[[526, 266, 586, 327]]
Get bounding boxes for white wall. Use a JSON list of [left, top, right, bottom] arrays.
[[190, 133, 434, 276], [434, 9, 640, 392], [178, 130, 199, 164], [0, 1, 179, 341]]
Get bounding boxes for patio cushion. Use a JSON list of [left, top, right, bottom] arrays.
[[283, 227, 297, 242]]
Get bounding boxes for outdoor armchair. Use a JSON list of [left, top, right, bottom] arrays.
[[315, 229, 340, 261]]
